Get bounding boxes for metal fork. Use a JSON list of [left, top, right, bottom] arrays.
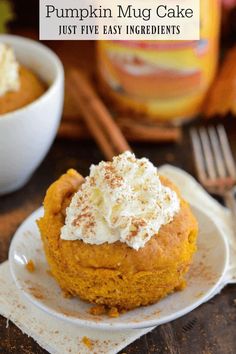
[[190, 125, 236, 232]]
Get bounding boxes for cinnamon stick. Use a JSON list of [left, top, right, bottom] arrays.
[[58, 121, 89, 140], [117, 117, 182, 142], [68, 69, 131, 160], [59, 120, 181, 143]]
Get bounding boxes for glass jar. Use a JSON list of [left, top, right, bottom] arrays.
[[97, 0, 221, 124]]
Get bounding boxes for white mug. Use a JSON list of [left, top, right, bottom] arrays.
[[0, 35, 64, 195]]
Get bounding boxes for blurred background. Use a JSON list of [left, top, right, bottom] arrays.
[[0, 0, 235, 182], [1, 0, 236, 137], [0, 0, 235, 191]]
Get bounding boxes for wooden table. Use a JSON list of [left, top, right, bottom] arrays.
[[1, 37, 236, 354]]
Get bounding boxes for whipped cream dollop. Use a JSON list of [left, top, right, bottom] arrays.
[[0, 43, 20, 97], [61, 152, 180, 250]]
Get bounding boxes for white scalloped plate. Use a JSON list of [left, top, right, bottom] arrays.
[[9, 205, 229, 330]]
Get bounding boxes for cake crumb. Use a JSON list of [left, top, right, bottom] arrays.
[[25, 260, 35, 273], [108, 307, 120, 318], [62, 290, 73, 299], [28, 287, 44, 299], [89, 305, 120, 317], [89, 305, 106, 316], [195, 291, 204, 298], [175, 279, 186, 291], [82, 336, 92, 349]]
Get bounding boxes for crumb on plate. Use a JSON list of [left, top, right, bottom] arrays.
[[82, 336, 92, 349], [89, 305, 106, 316], [25, 260, 35, 273], [108, 307, 120, 318], [89, 304, 120, 318]]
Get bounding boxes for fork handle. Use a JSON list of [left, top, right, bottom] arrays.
[[224, 188, 236, 234]]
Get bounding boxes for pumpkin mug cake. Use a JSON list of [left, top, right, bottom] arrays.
[[38, 152, 198, 311], [0, 42, 46, 115]]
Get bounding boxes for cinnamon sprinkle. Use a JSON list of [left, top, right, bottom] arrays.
[[104, 164, 124, 188], [28, 287, 44, 300]]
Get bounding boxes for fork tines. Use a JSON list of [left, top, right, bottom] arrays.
[[190, 125, 236, 189]]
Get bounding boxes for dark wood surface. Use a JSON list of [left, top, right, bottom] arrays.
[[1, 36, 236, 354]]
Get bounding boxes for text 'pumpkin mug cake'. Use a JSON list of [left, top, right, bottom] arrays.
[[37, 152, 198, 311]]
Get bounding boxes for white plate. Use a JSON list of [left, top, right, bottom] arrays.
[[9, 206, 229, 330]]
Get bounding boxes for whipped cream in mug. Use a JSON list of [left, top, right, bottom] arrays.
[[61, 151, 180, 250], [0, 43, 20, 97]]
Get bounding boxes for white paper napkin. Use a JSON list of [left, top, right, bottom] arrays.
[[0, 165, 235, 354], [159, 165, 236, 285]]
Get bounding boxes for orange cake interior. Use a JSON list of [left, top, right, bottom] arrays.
[[0, 66, 46, 115]]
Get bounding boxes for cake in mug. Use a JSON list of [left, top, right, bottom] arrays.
[[37, 152, 198, 311], [0, 43, 46, 115]]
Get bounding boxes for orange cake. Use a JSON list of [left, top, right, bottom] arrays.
[[37, 152, 198, 311], [0, 43, 46, 115]]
